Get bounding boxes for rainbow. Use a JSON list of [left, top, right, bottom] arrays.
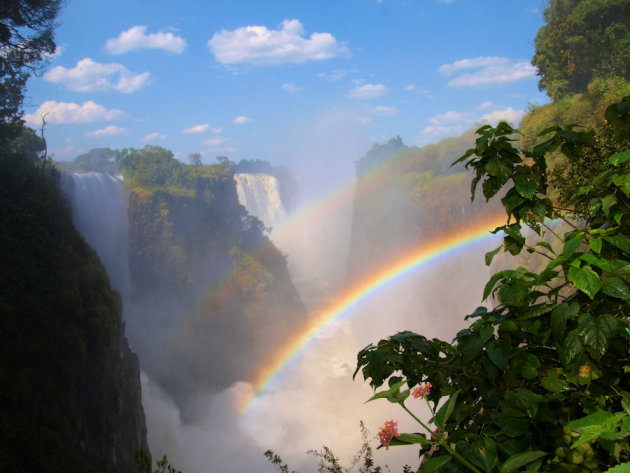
[[238, 211, 507, 415]]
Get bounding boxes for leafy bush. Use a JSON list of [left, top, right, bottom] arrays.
[[354, 98, 630, 472]]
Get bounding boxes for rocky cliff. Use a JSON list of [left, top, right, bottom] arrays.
[[0, 150, 148, 472]]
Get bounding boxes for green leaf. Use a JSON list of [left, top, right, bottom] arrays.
[[461, 334, 485, 364], [560, 329, 583, 366], [568, 265, 602, 299], [435, 391, 459, 428], [487, 339, 512, 370], [480, 325, 494, 342], [568, 411, 612, 431], [603, 463, 630, 472], [613, 173, 630, 196], [514, 174, 537, 199], [609, 149, 630, 166], [570, 425, 607, 448], [419, 455, 451, 473], [485, 246, 502, 266], [540, 372, 570, 392], [500, 451, 548, 473], [602, 276, 630, 299], [605, 234, 630, 254], [563, 233, 585, 258], [578, 313, 618, 357], [388, 433, 430, 447], [590, 237, 603, 254]]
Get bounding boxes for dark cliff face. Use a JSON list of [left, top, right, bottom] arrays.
[[0, 152, 148, 473], [124, 173, 307, 420]]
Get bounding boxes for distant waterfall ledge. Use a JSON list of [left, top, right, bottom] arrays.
[[234, 173, 286, 230]]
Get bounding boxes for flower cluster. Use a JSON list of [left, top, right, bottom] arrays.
[[412, 382, 432, 399], [377, 420, 400, 450]]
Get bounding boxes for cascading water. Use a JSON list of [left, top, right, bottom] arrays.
[[63, 172, 131, 299], [234, 173, 286, 230]]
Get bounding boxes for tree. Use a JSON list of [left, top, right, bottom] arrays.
[[187, 152, 202, 168], [355, 99, 630, 472], [0, 0, 62, 134], [532, 0, 630, 101]]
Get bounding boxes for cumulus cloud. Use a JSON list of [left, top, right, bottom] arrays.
[[208, 19, 349, 66], [232, 115, 253, 125], [143, 132, 166, 143], [204, 137, 229, 146], [24, 100, 123, 125], [347, 83, 387, 99], [85, 125, 127, 138], [428, 110, 473, 126], [372, 105, 399, 116], [183, 123, 209, 134], [438, 56, 536, 88], [481, 107, 525, 125], [281, 83, 304, 92], [106, 26, 187, 54], [44, 58, 151, 93]]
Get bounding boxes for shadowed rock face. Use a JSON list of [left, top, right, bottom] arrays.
[[66, 169, 307, 422], [1, 155, 148, 473]]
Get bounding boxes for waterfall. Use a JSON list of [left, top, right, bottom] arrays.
[[234, 173, 286, 230], [63, 172, 131, 299]]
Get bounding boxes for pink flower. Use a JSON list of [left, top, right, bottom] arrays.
[[378, 420, 400, 450], [412, 382, 432, 399]]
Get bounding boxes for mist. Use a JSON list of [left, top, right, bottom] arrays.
[[63, 106, 498, 473]]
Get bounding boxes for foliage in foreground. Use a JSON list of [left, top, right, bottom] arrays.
[[353, 98, 630, 472]]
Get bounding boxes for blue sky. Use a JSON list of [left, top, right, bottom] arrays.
[[24, 0, 548, 167]]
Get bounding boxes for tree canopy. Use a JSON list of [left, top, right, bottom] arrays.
[[532, 0, 630, 101], [0, 0, 62, 135]]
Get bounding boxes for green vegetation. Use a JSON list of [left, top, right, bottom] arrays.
[[354, 98, 630, 472], [0, 0, 61, 138], [532, 0, 630, 101]]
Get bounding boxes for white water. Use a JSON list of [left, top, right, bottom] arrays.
[[234, 173, 286, 230], [64, 172, 131, 300]]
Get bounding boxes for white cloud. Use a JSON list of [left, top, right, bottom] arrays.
[[44, 58, 151, 93], [481, 107, 525, 125], [372, 106, 399, 116], [106, 26, 187, 54], [204, 137, 229, 146], [233, 115, 253, 125], [476, 101, 496, 111], [438, 56, 511, 75], [208, 19, 349, 66], [24, 100, 123, 125], [210, 127, 223, 134], [281, 83, 304, 92], [438, 56, 536, 88], [183, 123, 209, 134], [318, 68, 357, 81], [347, 83, 387, 99], [428, 110, 473, 126], [85, 125, 127, 138], [143, 132, 166, 143], [405, 84, 416, 91]]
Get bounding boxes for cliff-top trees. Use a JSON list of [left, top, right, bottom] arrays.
[[532, 0, 630, 101]]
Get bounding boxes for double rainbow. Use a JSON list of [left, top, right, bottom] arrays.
[[238, 211, 506, 415]]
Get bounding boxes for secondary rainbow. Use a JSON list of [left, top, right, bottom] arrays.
[[238, 212, 507, 415]]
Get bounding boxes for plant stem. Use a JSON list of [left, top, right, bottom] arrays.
[[400, 404, 482, 473]]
